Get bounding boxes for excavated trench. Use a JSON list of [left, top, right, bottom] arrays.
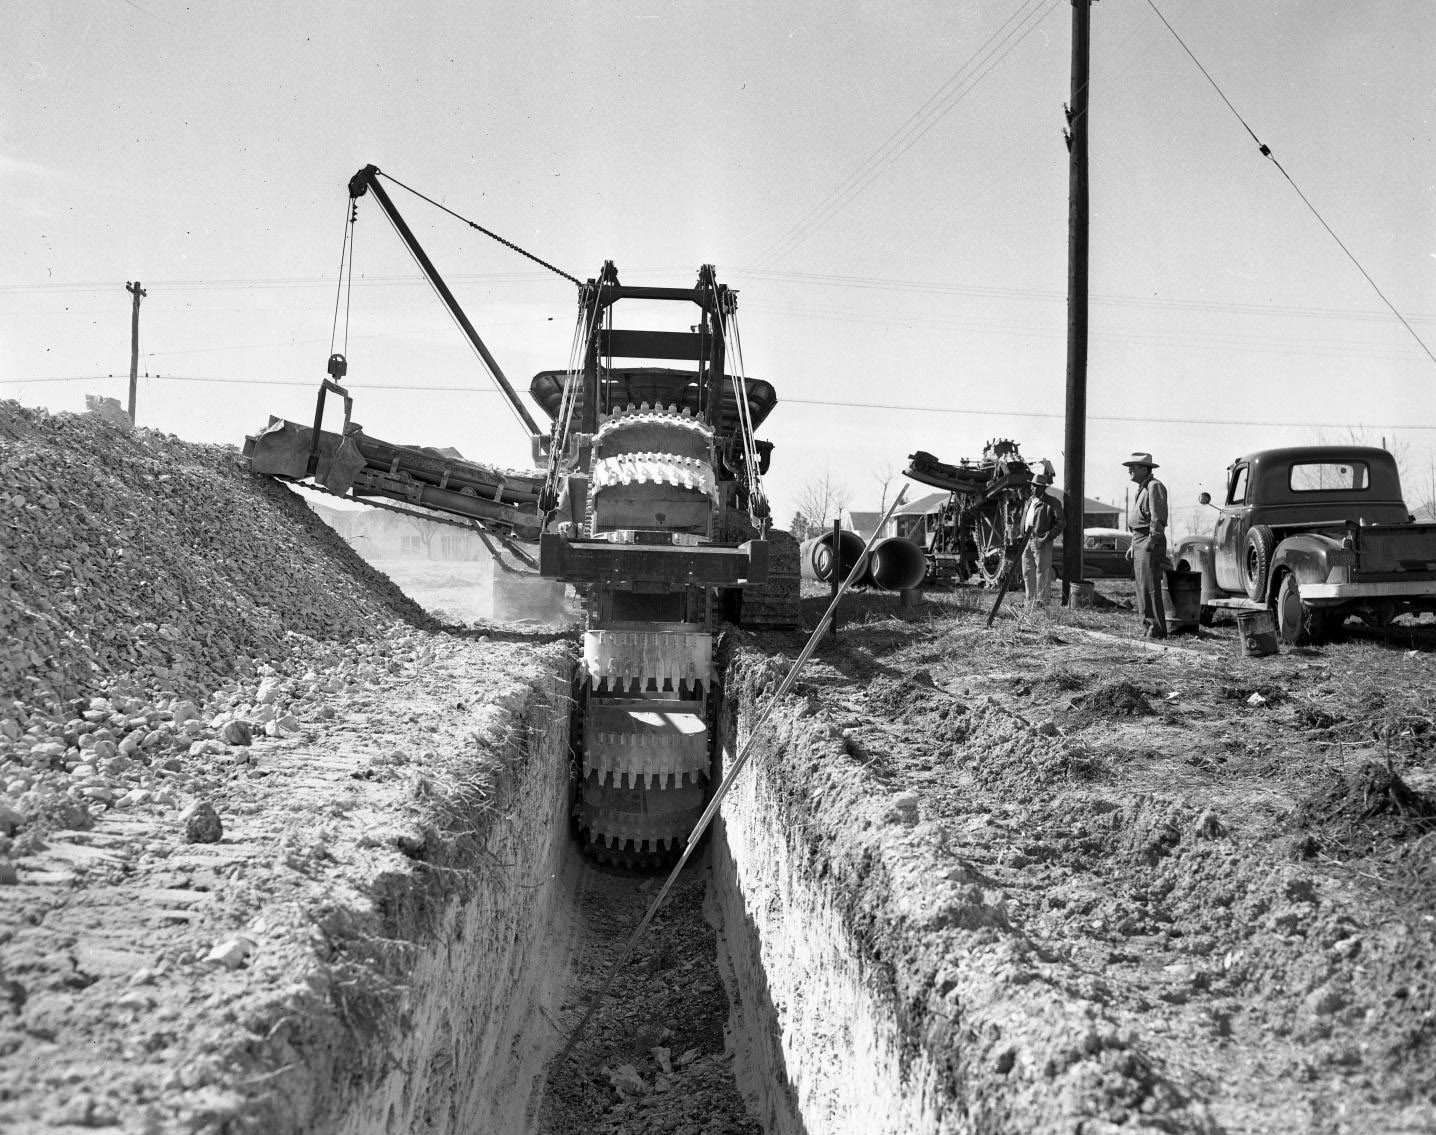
[[309, 637, 982, 1135]]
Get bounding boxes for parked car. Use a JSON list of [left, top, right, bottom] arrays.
[[1173, 445, 1436, 643], [1052, 527, 1134, 580]]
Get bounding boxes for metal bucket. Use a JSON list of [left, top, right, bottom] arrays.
[[1164, 569, 1203, 633], [1235, 609, 1279, 657], [1068, 580, 1096, 608]]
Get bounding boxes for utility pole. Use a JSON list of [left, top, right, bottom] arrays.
[[125, 281, 147, 424], [1061, 0, 1093, 604]]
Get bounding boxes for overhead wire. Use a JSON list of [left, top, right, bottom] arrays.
[[749, 0, 1062, 272], [14, 372, 1436, 433], [1144, 0, 1436, 370]]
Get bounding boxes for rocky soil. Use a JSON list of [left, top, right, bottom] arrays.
[[730, 585, 1436, 1132], [3, 398, 1435, 1134], [0, 401, 758, 1134]]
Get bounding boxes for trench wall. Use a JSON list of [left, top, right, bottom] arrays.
[[709, 646, 1203, 1135], [327, 653, 578, 1135], [711, 650, 965, 1134]]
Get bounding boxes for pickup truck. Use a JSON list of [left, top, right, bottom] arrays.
[[1172, 446, 1436, 644]]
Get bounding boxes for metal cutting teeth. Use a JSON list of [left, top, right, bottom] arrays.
[[595, 410, 712, 442], [584, 703, 710, 788], [599, 402, 696, 423], [588, 452, 717, 497], [582, 630, 714, 692]]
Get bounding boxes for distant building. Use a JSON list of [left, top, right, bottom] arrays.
[[889, 492, 951, 544], [1047, 488, 1121, 530], [308, 500, 489, 560], [881, 488, 1121, 546], [847, 511, 884, 540]]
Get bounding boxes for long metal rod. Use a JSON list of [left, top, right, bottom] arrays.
[[557, 486, 910, 1062]]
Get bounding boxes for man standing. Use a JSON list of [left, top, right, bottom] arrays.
[[1020, 471, 1065, 609], [1123, 452, 1169, 639]]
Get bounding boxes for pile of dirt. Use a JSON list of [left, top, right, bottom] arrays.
[[0, 400, 434, 851], [0, 400, 430, 708], [1293, 761, 1436, 853], [1071, 679, 1156, 717]]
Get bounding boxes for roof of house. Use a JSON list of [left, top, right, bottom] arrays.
[[894, 491, 951, 516], [1049, 488, 1121, 515], [847, 510, 883, 536]]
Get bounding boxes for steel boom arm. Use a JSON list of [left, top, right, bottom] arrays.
[[348, 164, 543, 439]]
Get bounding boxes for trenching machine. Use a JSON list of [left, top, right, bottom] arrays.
[[243, 165, 799, 866]]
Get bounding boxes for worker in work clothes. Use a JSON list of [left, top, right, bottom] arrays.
[[1123, 452, 1169, 639], [1020, 472, 1065, 609]]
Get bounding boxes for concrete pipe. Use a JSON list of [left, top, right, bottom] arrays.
[[804, 530, 868, 584], [866, 537, 928, 592]]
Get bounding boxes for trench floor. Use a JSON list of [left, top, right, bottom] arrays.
[[536, 850, 761, 1135]]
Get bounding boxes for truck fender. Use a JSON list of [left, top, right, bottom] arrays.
[[1172, 536, 1221, 606], [1270, 532, 1344, 593]]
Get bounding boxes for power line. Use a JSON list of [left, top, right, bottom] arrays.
[[12, 373, 1436, 433], [1145, 0, 1436, 370], [750, 0, 1062, 272], [734, 268, 1436, 325]]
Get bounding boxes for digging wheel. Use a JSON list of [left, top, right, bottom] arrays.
[[973, 513, 1008, 586]]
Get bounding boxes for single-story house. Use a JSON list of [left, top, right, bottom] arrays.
[[881, 489, 1121, 545]]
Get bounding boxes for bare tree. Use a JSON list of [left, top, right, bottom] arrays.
[[873, 461, 900, 514], [794, 469, 853, 530], [399, 513, 440, 559], [1412, 451, 1436, 518], [1310, 426, 1412, 493]]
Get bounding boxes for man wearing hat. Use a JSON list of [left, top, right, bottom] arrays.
[[1123, 452, 1169, 638], [1020, 467, 1065, 609]]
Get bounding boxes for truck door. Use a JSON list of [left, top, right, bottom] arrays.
[[1212, 462, 1250, 593]]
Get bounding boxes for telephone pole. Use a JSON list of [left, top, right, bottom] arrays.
[[125, 281, 147, 424], [1061, 0, 1093, 604]]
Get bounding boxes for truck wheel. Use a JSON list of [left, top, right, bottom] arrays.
[[1242, 525, 1275, 601], [1275, 573, 1318, 645]]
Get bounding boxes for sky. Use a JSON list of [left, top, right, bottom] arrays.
[[3, 0, 1434, 540]]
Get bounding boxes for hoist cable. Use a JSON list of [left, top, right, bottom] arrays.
[[375, 170, 583, 287], [1146, 0, 1436, 370], [328, 200, 354, 359]]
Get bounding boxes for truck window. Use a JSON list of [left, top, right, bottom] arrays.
[[1290, 462, 1369, 492], [1227, 465, 1248, 505]]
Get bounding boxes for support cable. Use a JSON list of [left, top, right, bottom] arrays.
[[328, 199, 357, 359], [557, 485, 910, 1063], [375, 170, 582, 287], [1146, 0, 1436, 369]]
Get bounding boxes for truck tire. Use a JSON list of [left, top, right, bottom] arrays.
[[1243, 525, 1275, 601]]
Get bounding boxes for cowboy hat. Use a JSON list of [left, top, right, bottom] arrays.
[[1032, 473, 1053, 486], [1121, 452, 1159, 468]]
